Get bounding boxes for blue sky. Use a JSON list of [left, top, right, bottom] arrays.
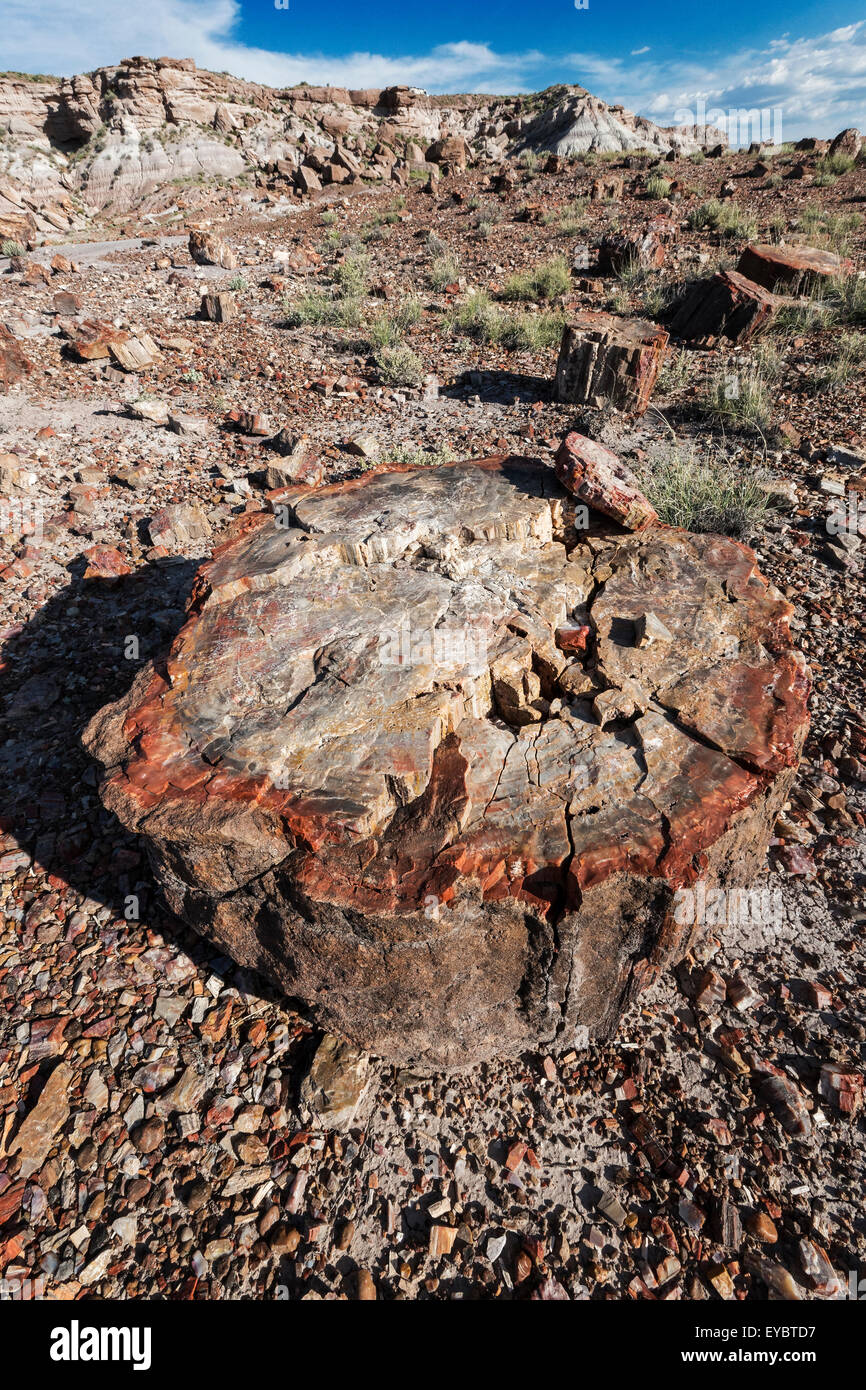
[[3, 0, 865, 139]]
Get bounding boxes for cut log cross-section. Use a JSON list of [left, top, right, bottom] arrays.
[[84, 456, 810, 1069], [555, 312, 669, 414]]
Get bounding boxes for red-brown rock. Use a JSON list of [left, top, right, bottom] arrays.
[[555, 312, 668, 414], [736, 243, 854, 294], [0, 324, 33, 392], [554, 432, 658, 530], [669, 269, 781, 343], [83, 545, 132, 580]]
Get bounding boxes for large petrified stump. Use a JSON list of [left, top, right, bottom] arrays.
[[84, 458, 809, 1068], [555, 313, 668, 414]]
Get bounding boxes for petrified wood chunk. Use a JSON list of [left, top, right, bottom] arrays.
[[555, 432, 658, 530], [598, 225, 667, 275], [668, 269, 781, 344], [188, 229, 237, 270], [201, 292, 237, 323], [84, 458, 809, 1068], [736, 243, 853, 294], [555, 312, 668, 415], [0, 325, 32, 392]]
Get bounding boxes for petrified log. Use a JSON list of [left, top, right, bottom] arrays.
[[598, 225, 667, 275], [0, 325, 32, 393], [668, 269, 781, 344], [555, 312, 668, 414], [736, 243, 853, 294], [591, 175, 624, 202], [555, 432, 657, 529], [68, 319, 130, 362], [201, 292, 237, 323], [188, 229, 237, 270], [84, 458, 809, 1068]]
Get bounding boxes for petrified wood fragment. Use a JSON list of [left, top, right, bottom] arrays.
[[84, 458, 809, 1068], [0, 325, 32, 392], [668, 269, 781, 344], [554, 432, 658, 530], [598, 223, 670, 275], [736, 243, 853, 295], [555, 312, 668, 414]]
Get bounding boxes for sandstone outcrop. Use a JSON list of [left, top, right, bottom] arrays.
[[0, 62, 726, 217], [84, 456, 809, 1068]]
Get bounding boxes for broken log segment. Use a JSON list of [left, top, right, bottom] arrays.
[[736, 243, 853, 295], [668, 269, 781, 344], [555, 311, 669, 415], [555, 431, 658, 530], [598, 222, 671, 275], [83, 456, 809, 1069]]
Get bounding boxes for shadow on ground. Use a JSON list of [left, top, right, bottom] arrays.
[[0, 556, 200, 938], [443, 369, 551, 405]]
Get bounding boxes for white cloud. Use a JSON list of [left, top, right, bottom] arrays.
[[565, 23, 866, 142], [0, 0, 542, 92], [1, 1, 863, 140]]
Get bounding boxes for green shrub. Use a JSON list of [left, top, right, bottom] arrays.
[[657, 347, 691, 392], [333, 251, 371, 297], [686, 199, 757, 239], [699, 365, 772, 430], [645, 173, 672, 199], [429, 253, 460, 290], [444, 291, 564, 350], [501, 254, 570, 302], [374, 343, 425, 385], [284, 291, 362, 328], [639, 445, 770, 536], [821, 152, 856, 176], [364, 297, 422, 348]]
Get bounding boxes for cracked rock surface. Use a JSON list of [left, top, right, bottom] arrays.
[[84, 457, 810, 1067]]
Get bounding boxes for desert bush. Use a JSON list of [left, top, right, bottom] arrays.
[[810, 329, 866, 388], [445, 291, 564, 350], [374, 343, 425, 385], [686, 199, 757, 239], [657, 347, 691, 392], [333, 251, 371, 297], [429, 253, 460, 290], [699, 365, 773, 430], [284, 291, 362, 328], [364, 297, 422, 348], [821, 152, 856, 176], [639, 445, 770, 536], [501, 254, 570, 302], [645, 173, 672, 199]]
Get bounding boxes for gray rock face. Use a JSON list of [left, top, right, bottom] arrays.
[[511, 91, 727, 157], [84, 457, 810, 1070]]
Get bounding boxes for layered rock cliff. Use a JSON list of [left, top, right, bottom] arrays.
[[0, 57, 726, 229]]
